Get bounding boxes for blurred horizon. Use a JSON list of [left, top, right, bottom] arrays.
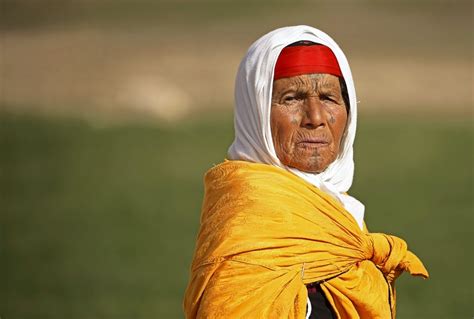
[[1, 0, 472, 123]]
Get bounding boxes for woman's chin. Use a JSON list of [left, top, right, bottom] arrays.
[[284, 152, 335, 174]]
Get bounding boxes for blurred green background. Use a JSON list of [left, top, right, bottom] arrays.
[[1, 1, 472, 318]]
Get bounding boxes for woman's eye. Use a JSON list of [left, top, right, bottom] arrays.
[[283, 92, 306, 103], [321, 95, 336, 103]]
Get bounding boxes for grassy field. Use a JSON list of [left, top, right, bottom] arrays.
[[1, 112, 472, 318]]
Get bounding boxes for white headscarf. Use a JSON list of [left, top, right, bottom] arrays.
[[227, 25, 365, 229]]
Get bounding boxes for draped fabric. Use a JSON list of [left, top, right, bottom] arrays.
[[227, 25, 365, 229], [183, 161, 428, 318]]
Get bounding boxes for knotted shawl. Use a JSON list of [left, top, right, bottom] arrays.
[[184, 161, 428, 318]]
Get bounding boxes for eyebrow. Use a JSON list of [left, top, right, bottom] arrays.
[[318, 84, 340, 94], [312, 79, 341, 94], [318, 81, 338, 89]]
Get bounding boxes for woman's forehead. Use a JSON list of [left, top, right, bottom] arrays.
[[273, 73, 341, 90]]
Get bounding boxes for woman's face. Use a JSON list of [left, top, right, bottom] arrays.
[[270, 73, 348, 173]]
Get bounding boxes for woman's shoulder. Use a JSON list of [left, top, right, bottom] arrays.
[[205, 160, 306, 189], [201, 160, 335, 225], [202, 160, 291, 213], [206, 160, 282, 178]]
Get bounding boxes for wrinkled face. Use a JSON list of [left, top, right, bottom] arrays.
[[270, 73, 348, 173]]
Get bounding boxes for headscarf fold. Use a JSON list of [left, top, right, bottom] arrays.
[[227, 25, 365, 228]]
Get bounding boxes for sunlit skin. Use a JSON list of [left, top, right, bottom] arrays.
[[270, 73, 348, 173]]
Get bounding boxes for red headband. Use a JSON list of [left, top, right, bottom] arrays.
[[274, 45, 342, 80]]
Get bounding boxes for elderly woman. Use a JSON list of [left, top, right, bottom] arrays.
[[184, 25, 428, 318]]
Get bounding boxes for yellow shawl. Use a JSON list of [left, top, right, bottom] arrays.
[[184, 161, 428, 318]]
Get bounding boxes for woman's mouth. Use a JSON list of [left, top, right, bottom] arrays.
[[297, 139, 330, 148]]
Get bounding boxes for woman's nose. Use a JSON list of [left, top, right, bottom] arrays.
[[302, 96, 325, 128]]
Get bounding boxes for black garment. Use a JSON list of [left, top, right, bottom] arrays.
[[306, 283, 336, 319]]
